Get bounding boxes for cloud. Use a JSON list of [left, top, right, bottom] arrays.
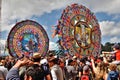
[[0, 39, 6, 46], [49, 42, 58, 50], [110, 37, 120, 43], [1, 0, 72, 25], [1, 23, 15, 31], [0, 39, 6, 52], [1, 0, 73, 32], [1, 0, 120, 45], [0, 39, 9, 56], [100, 21, 120, 37], [79, 0, 120, 15], [112, 14, 120, 20], [100, 21, 120, 43], [2, 0, 120, 25]]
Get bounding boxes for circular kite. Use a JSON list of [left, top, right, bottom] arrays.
[[53, 4, 101, 56], [7, 20, 49, 57]]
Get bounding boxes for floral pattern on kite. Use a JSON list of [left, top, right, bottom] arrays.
[[53, 4, 101, 56], [7, 20, 49, 57]]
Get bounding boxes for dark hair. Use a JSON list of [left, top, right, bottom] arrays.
[[48, 57, 59, 64], [49, 53, 54, 57], [80, 58, 85, 64], [68, 59, 73, 65], [25, 64, 45, 80], [33, 58, 41, 62]]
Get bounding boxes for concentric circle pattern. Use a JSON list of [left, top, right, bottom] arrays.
[[55, 4, 101, 56], [7, 20, 49, 57]]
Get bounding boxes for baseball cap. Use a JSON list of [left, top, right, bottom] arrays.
[[40, 59, 48, 64]]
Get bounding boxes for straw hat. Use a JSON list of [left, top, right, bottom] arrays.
[[33, 52, 41, 59]]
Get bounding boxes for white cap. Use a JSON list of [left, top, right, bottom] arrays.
[[40, 59, 48, 64]]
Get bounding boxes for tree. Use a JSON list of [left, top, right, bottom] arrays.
[[101, 42, 120, 52]]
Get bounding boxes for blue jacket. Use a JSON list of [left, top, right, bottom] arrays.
[[6, 67, 20, 80], [107, 71, 119, 80]]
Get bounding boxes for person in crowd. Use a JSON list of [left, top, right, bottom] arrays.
[[103, 43, 120, 64], [48, 52, 55, 58], [0, 70, 5, 80], [6, 57, 45, 80], [65, 56, 70, 66], [91, 58, 108, 80], [107, 63, 119, 80], [80, 65, 92, 80], [25, 64, 45, 80], [72, 56, 80, 80], [59, 57, 65, 70], [78, 58, 86, 78], [18, 54, 32, 80], [48, 56, 64, 80], [40, 58, 53, 80], [72, 56, 78, 66], [32, 52, 41, 65], [4, 56, 13, 70], [65, 59, 78, 80], [0, 59, 8, 79], [58, 57, 66, 80], [31, 52, 52, 80]]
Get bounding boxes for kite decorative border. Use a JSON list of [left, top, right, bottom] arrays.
[[7, 20, 49, 57], [53, 4, 101, 56]]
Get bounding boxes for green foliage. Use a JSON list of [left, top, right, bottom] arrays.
[[101, 42, 120, 51]]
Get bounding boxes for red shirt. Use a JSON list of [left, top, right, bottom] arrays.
[[116, 50, 120, 60]]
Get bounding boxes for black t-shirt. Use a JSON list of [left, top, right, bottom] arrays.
[[41, 63, 51, 76]]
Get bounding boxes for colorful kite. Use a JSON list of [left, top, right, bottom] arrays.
[[53, 4, 101, 56], [7, 20, 49, 57]]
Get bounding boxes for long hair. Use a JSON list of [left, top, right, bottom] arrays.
[[95, 61, 108, 79]]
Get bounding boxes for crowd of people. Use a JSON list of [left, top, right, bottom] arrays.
[[0, 43, 120, 80]]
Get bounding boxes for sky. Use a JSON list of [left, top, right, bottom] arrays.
[[0, 0, 120, 51]]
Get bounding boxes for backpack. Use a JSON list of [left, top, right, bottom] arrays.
[[81, 74, 92, 80], [64, 66, 76, 80], [108, 71, 119, 80], [110, 77, 118, 80], [64, 66, 72, 78]]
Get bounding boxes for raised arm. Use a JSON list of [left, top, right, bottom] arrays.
[[91, 58, 96, 73], [6, 57, 32, 80]]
